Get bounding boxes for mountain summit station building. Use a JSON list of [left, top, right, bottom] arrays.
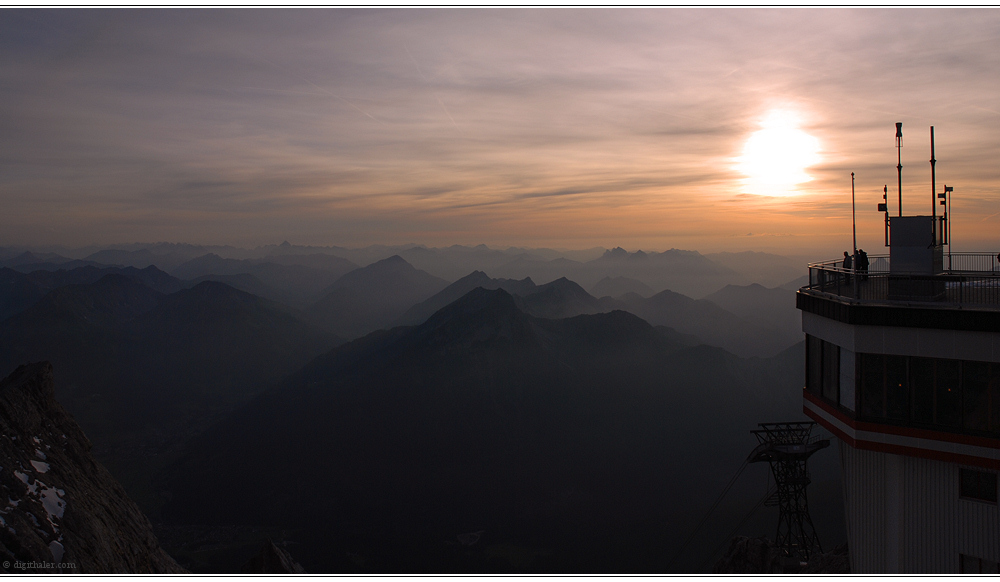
[[798, 208, 1000, 573]]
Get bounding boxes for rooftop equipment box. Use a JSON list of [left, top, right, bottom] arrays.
[[888, 215, 944, 300]]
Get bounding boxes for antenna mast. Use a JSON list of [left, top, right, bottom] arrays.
[[896, 122, 903, 217], [851, 172, 857, 257], [930, 126, 937, 223], [881, 185, 889, 247], [852, 173, 857, 298]]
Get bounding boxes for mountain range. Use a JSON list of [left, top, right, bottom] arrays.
[[159, 287, 809, 573], [395, 270, 798, 358], [589, 275, 655, 298], [0, 241, 826, 573], [171, 253, 358, 308], [308, 255, 449, 339], [2, 243, 812, 298]]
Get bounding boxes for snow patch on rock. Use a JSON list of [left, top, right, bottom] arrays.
[[49, 540, 64, 562], [15, 470, 38, 494], [39, 485, 66, 521]]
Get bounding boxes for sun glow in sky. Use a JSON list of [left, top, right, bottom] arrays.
[[2, 9, 1000, 255], [737, 110, 821, 197]]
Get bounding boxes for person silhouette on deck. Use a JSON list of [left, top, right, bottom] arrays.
[[857, 249, 869, 281], [843, 251, 853, 284]]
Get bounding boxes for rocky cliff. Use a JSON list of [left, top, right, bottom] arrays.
[[713, 536, 850, 574], [240, 539, 306, 574], [0, 362, 185, 573]]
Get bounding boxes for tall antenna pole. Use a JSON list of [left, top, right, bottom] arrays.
[[852, 172, 857, 298], [948, 186, 952, 265], [930, 126, 937, 222], [896, 122, 903, 217], [883, 185, 889, 247], [852, 172, 857, 257]]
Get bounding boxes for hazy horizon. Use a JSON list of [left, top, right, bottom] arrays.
[[4, 8, 1000, 256], [0, 238, 823, 266]]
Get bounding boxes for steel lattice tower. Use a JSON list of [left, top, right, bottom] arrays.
[[748, 422, 830, 561]]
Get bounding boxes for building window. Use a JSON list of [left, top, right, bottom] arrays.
[[963, 361, 992, 433], [960, 468, 998, 504], [885, 355, 908, 421], [936, 359, 962, 428], [961, 553, 1000, 573], [910, 357, 935, 424], [805, 335, 839, 405], [856, 356, 1000, 439], [806, 335, 822, 396], [822, 342, 839, 403], [859, 353, 884, 418]]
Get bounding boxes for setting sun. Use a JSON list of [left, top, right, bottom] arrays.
[[737, 110, 821, 197]]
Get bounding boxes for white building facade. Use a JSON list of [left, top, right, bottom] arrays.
[[797, 247, 1000, 573]]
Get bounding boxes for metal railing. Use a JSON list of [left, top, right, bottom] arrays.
[[943, 252, 1000, 272], [804, 253, 1000, 308]]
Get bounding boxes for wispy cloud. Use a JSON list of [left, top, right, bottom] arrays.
[[1, 8, 999, 252]]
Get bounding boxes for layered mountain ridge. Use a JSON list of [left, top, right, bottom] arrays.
[[0, 242, 824, 573], [159, 286, 807, 572]]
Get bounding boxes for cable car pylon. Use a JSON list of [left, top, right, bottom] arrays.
[[747, 421, 829, 561]]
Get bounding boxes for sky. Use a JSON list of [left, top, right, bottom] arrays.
[[3, 8, 1000, 256]]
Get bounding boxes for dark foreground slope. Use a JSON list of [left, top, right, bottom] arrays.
[[160, 288, 806, 573], [0, 363, 185, 573]]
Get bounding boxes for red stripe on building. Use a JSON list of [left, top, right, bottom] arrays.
[[803, 390, 1000, 470], [803, 389, 1000, 449]]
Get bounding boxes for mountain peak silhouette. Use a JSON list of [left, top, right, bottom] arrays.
[[373, 254, 410, 267], [402, 287, 536, 353], [603, 246, 629, 259], [20, 274, 165, 326], [427, 286, 517, 320]]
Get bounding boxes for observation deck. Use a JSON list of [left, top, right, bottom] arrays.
[[797, 253, 1000, 332], [796, 250, 1000, 466]]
